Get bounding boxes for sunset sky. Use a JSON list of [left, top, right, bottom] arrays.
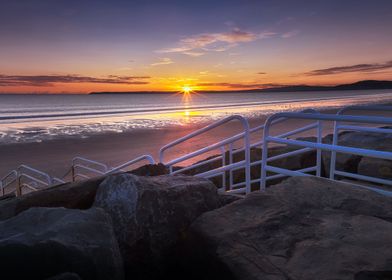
[[1, 0, 392, 93]]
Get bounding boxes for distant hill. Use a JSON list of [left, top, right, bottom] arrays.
[[90, 80, 392, 94], [255, 80, 392, 93]]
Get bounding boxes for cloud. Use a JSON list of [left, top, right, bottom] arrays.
[[157, 28, 275, 56], [196, 82, 278, 89], [281, 30, 299, 38], [305, 60, 392, 76], [257, 72, 267, 75], [150, 57, 174, 66], [0, 74, 150, 86]]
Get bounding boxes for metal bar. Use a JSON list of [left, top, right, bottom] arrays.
[[266, 147, 314, 162], [165, 135, 244, 166], [316, 120, 323, 177], [159, 115, 248, 163], [334, 170, 392, 186], [337, 125, 392, 134], [170, 154, 224, 175], [194, 160, 247, 179], [274, 122, 318, 139], [108, 154, 155, 174], [72, 157, 108, 172], [267, 136, 392, 160], [267, 112, 392, 125], [18, 174, 50, 187], [74, 164, 105, 175], [338, 105, 392, 115], [265, 165, 312, 178], [266, 166, 317, 181]]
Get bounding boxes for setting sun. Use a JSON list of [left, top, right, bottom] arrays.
[[181, 86, 193, 94]]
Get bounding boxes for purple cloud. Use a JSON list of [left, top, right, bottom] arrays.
[[305, 60, 392, 76], [0, 74, 150, 86]]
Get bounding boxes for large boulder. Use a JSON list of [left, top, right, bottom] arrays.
[[323, 130, 392, 177], [93, 173, 220, 279], [358, 157, 392, 184], [128, 163, 168, 176], [184, 177, 392, 280], [0, 176, 105, 221], [0, 207, 123, 280]]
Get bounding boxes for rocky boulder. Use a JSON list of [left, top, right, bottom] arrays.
[[323, 130, 392, 178], [0, 176, 105, 221], [94, 173, 220, 279], [0, 207, 123, 280], [358, 157, 392, 184], [128, 163, 168, 176], [183, 177, 392, 280]]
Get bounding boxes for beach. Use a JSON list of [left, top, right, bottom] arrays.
[[1, 102, 391, 178]]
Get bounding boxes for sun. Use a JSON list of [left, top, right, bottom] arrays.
[[181, 86, 192, 94]]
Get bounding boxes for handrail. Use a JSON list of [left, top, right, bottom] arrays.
[[159, 115, 249, 163], [0, 170, 17, 196], [337, 105, 392, 115], [71, 156, 109, 182], [16, 165, 54, 196], [107, 154, 155, 174], [330, 105, 392, 181], [159, 114, 251, 193], [260, 111, 392, 195]]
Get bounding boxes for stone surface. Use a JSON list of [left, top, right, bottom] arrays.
[[0, 207, 123, 280], [0, 176, 105, 221], [323, 130, 392, 177], [358, 157, 392, 182], [94, 173, 220, 279], [184, 177, 392, 280], [45, 272, 82, 280], [128, 163, 168, 176]]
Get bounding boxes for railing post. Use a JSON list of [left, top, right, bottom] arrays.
[[329, 119, 339, 179], [71, 165, 75, 182], [229, 143, 233, 191], [16, 175, 22, 196], [316, 120, 323, 177], [260, 119, 271, 191], [220, 146, 226, 189]]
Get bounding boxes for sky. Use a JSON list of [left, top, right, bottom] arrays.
[[0, 0, 392, 93]]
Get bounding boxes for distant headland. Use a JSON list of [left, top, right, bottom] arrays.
[[90, 80, 392, 94]]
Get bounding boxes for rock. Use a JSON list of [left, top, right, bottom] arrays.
[[45, 272, 82, 280], [218, 192, 243, 207], [0, 207, 123, 280], [323, 130, 392, 177], [358, 157, 392, 183], [0, 176, 105, 221], [94, 173, 220, 279], [128, 163, 168, 176], [183, 177, 392, 280]]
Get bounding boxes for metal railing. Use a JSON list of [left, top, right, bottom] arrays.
[[260, 112, 392, 196], [107, 154, 155, 174], [159, 115, 251, 194], [2, 164, 64, 196], [330, 105, 392, 183], [0, 170, 18, 196], [71, 157, 109, 182]]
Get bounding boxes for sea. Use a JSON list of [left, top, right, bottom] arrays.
[[0, 90, 391, 144]]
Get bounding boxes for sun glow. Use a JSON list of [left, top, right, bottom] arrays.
[[181, 85, 192, 94]]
